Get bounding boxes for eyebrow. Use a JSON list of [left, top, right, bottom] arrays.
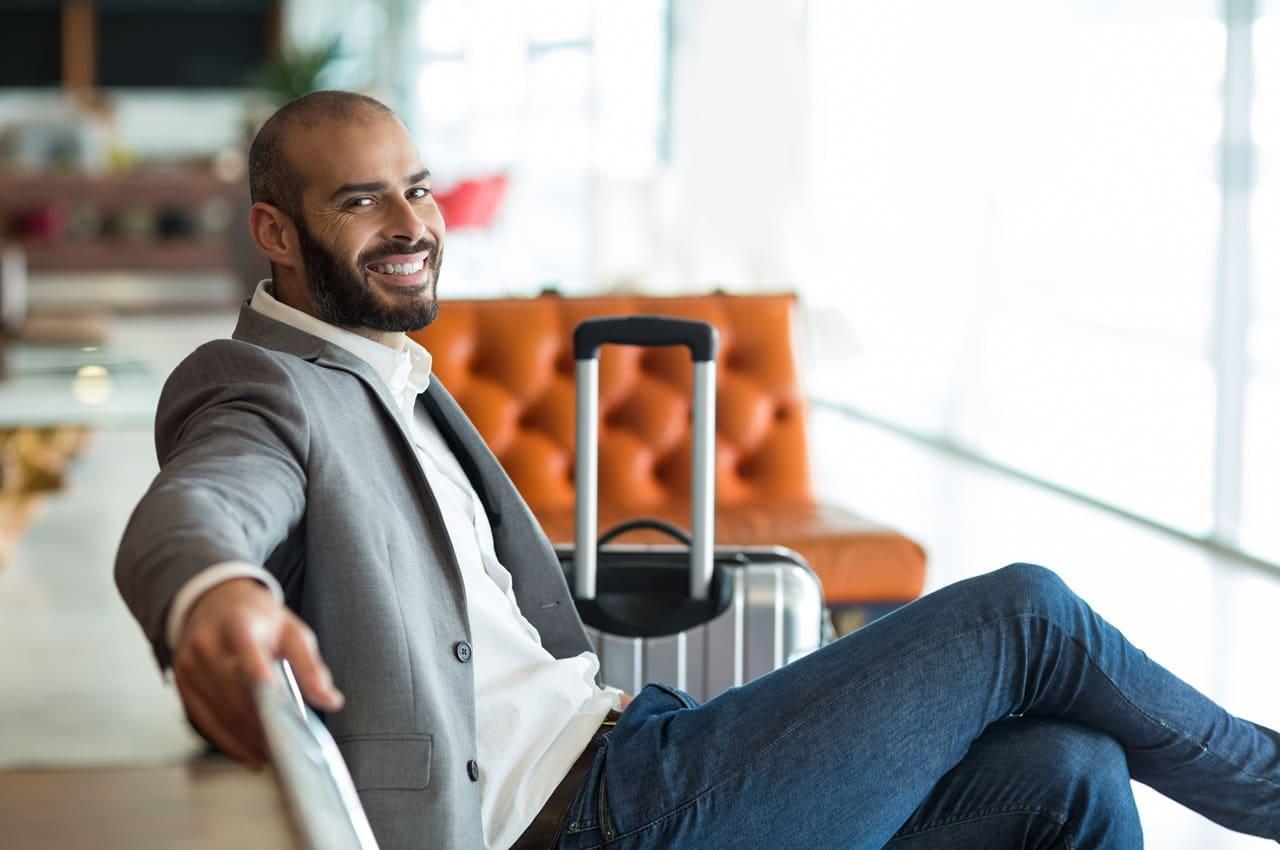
[[328, 168, 432, 203]]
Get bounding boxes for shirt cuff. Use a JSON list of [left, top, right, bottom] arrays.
[[598, 684, 626, 711], [165, 561, 284, 651]]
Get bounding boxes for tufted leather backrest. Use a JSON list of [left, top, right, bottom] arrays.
[[410, 292, 813, 514]]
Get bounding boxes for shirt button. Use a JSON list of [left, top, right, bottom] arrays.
[[454, 640, 472, 663], [467, 759, 480, 781]]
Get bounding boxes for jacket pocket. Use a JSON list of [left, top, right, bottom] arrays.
[[335, 733, 433, 791]]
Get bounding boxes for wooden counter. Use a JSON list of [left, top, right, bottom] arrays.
[[0, 758, 300, 849]]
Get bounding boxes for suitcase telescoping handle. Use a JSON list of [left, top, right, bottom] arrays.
[[573, 316, 719, 601]]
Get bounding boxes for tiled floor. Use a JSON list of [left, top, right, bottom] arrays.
[[1, 309, 1277, 847]]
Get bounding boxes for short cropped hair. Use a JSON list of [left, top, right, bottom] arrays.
[[248, 90, 395, 220]]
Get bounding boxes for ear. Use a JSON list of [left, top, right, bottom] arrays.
[[248, 202, 301, 270]]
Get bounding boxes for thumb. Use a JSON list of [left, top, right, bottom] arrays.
[[278, 617, 345, 711], [226, 620, 275, 685]]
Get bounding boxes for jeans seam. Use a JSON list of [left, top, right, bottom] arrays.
[[566, 736, 611, 834], [733, 616, 1020, 782], [889, 803, 1071, 841], [1051, 618, 1280, 792]]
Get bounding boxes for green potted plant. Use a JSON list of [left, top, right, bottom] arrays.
[[242, 37, 344, 138]]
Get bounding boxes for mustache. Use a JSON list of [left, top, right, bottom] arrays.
[[359, 239, 439, 267]]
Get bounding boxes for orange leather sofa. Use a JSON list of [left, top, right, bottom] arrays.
[[411, 292, 926, 627]]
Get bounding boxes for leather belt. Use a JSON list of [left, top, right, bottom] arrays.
[[511, 709, 622, 850]]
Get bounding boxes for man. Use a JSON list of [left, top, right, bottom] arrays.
[[116, 91, 1280, 850]]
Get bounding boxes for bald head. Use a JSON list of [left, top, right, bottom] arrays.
[[248, 90, 396, 220]]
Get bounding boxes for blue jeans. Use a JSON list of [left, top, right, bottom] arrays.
[[553, 564, 1280, 849]]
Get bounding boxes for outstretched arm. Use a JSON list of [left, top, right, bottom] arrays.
[[115, 341, 339, 766], [172, 576, 342, 768]]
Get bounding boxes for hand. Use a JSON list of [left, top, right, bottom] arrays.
[[172, 577, 344, 770], [619, 692, 634, 712]]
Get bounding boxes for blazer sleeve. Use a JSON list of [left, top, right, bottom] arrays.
[[115, 340, 310, 668]]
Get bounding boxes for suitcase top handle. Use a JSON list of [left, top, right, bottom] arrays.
[[573, 316, 718, 601], [573, 315, 719, 363], [597, 517, 692, 548]]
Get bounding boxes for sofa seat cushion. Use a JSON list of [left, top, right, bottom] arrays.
[[537, 500, 926, 605]]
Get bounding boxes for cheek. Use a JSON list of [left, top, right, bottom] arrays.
[[423, 204, 446, 234], [316, 215, 372, 260], [335, 233, 376, 269]]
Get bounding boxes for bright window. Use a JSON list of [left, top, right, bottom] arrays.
[[1244, 2, 1280, 560], [413, 0, 669, 296], [806, 1, 1270, 552]]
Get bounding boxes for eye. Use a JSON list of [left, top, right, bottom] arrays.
[[347, 196, 376, 208], [407, 186, 432, 200]]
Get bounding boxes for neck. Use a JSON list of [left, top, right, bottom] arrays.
[[271, 273, 406, 351]]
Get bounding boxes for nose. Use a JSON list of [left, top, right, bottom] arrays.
[[382, 193, 428, 245]]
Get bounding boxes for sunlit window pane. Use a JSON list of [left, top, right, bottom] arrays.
[[1242, 5, 1280, 562], [525, 0, 594, 44], [419, 0, 469, 54], [418, 61, 470, 128], [528, 49, 592, 114], [807, 0, 1222, 534], [412, 0, 667, 295]]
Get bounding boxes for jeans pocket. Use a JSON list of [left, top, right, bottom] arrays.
[[598, 746, 618, 844], [564, 744, 608, 836], [645, 681, 700, 710]]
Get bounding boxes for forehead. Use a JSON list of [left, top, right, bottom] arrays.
[[286, 114, 425, 202]]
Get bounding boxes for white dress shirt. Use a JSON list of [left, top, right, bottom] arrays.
[[167, 280, 620, 849]]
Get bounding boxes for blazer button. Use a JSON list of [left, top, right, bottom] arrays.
[[454, 640, 473, 663], [467, 759, 480, 781]]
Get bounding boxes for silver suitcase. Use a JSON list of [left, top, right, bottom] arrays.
[[559, 316, 825, 702]]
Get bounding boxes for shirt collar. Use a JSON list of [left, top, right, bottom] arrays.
[[249, 279, 432, 398]]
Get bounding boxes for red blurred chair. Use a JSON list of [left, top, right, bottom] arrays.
[[433, 174, 508, 230]]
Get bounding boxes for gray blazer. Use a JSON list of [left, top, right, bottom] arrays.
[[116, 303, 593, 850]]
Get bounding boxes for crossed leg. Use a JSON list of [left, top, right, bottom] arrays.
[[884, 718, 1142, 849], [556, 564, 1280, 849]]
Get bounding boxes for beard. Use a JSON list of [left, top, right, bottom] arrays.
[[294, 217, 443, 333]]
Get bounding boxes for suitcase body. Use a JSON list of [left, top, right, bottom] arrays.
[[558, 541, 824, 701], [563, 316, 826, 701]]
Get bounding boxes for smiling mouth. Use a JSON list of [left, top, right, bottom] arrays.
[[366, 257, 427, 277]]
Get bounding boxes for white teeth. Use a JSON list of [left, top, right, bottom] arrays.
[[372, 260, 425, 275]]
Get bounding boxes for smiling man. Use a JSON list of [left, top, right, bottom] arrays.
[[116, 92, 629, 850], [250, 95, 442, 336], [117, 91, 1280, 850]]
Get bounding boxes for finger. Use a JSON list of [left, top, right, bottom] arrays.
[[186, 635, 266, 737], [181, 658, 268, 762], [177, 645, 268, 761], [224, 619, 275, 685], [177, 672, 266, 770], [278, 618, 344, 711]]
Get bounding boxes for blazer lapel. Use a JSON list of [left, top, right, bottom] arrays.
[[420, 384, 502, 529], [231, 303, 502, 528], [230, 303, 416, 448], [229, 304, 457, 545]]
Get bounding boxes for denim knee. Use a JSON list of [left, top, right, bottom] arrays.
[[1034, 723, 1141, 841], [989, 720, 1142, 845], [988, 562, 1074, 619], [1033, 721, 1130, 795]]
